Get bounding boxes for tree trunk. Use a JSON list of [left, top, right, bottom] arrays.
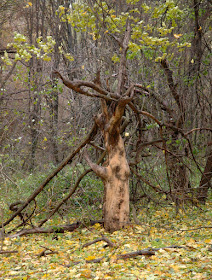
[[85, 117, 130, 232], [103, 132, 130, 232], [197, 141, 212, 204], [161, 59, 189, 211], [84, 98, 132, 232], [167, 149, 189, 211]]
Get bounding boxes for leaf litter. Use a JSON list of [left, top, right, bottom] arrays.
[[0, 203, 211, 280]]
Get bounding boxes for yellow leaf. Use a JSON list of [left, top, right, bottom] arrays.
[[82, 65, 85, 70], [191, 59, 194, 64], [43, 137, 47, 141], [66, 240, 75, 246], [80, 269, 91, 278], [42, 274, 49, 278], [28, 2, 32, 6], [170, 264, 180, 271], [174, 33, 182, 39], [93, 223, 101, 229], [204, 239, 211, 244], [188, 238, 195, 244], [133, 270, 141, 277], [85, 255, 96, 261]]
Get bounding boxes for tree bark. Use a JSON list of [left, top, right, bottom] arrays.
[[161, 59, 189, 211], [197, 141, 212, 204], [103, 134, 130, 232], [85, 106, 131, 232]]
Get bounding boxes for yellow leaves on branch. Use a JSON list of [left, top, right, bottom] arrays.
[[24, 2, 32, 8], [173, 33, 182, 39]]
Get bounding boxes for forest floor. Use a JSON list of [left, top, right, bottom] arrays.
[[0, 202, 211, 280]]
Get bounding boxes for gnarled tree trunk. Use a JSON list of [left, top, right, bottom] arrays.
[[103, 133, 130, 232], [84, 98, 132, 232]]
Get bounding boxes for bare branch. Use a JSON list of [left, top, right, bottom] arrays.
[[185, 127, 212, 136], [39, 150, 106, 227], [129, 102, 162, 126], [117, 245, 185, 259], [53, 70, 118, 101], [37, 246, 58, 257], [8, 220, 104, 238], [161, 59, 184, 115], [84, 150, 108, 179], [134, 84, 174, 118], [82, 235, 115, 248], [117, 250, 155, 259], [117, 21, 131, 96], [0, 61, 17, 89], [1, 123, 98, 228], [0, 250, 18, 255]]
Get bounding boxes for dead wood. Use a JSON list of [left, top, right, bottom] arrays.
[[64, 245, 185, 266], [117, 245, 185, 259], [8, 220, 104, 238], [86, 257, 104, 263], [53, 70, 118, 101], [65, 257, 104, 266], [0, 250, 18, 254], [150, 245, 185, 251], [117, 249, 155, 259], [178, 226, 212, 232], [1, 123, 98, 229], [38, 150, 106, 227], [82, 235, 115, 249], [8, 200, 36, 233], [37, 246, 58, 257]]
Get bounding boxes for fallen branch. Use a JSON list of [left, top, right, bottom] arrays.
[[8, 220, 104, 238], [64, 244, 185, 266], [117, 249, 155, 259], [82, 235, 115, 249], [150, 245, 185, 251], [0, 250, 18, 254], [178, 226, 212, 232], [38, 150, 106, 227], [37, 245, 58, 257], [117, 245, 185, 259], [65, 257, 104, 266], [1, 123, 98, 229]]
